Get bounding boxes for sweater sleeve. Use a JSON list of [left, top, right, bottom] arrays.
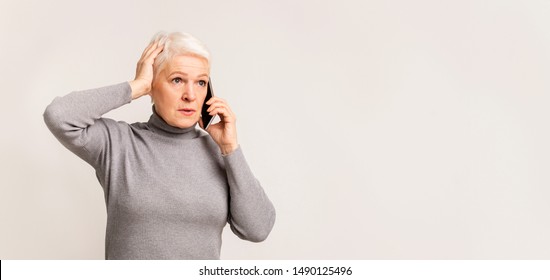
[[43, 82, 132, 167], [223, 147, 276, 242]]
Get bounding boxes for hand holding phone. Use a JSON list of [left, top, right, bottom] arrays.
[[201, 80, 215, 129], [199, 79, 239, 154]]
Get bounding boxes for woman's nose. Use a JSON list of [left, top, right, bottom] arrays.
[[181, 83, 196, 101]]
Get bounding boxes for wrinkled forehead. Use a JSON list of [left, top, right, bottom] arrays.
[[161, 54, 210, 76]]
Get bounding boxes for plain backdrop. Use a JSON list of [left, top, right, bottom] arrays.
[[1, 0, 550, 259]]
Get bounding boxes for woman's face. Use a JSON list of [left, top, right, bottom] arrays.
[[151, 54, 210, 128]]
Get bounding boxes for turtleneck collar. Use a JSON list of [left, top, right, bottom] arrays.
[[147, 106, 199, 138]]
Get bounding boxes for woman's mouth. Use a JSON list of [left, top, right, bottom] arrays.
[[178, 108, 195, 116]]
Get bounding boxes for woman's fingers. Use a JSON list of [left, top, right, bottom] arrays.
[[206, 96, 226, 106], [142, 42, 163, 64], [132, 38, 165, 99], [139, 39, 164, 64], [207, 103, 236, 123], [207, 98, 232, 113], [149, 43, 164, 60], [207, 98, 235, 115], [135, 39, 164, 76], [140, 40, 158, 59], [202, 96, 239, 154], [145, 41, 164, 60]]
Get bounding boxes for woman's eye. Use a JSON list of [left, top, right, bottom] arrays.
[[198, 80, 207, 87], [172, 77, 182, 84]]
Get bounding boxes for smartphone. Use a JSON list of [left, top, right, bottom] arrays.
[[201, 80, 215, 129]]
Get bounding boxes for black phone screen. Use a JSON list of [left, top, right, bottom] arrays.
[[201, 80, 214, 129]]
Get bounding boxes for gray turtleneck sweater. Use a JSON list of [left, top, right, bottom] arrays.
[[43, 82, 276, 260]]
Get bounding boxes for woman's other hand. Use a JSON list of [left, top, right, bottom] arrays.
[[129, 39, 165, 100], [200, 97, 239, 155]]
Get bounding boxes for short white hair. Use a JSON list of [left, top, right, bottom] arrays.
[[151, 31, 211, 72]]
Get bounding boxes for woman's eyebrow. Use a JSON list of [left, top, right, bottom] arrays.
[[169, 71, 209, 78], [169, 71, 189, 76]]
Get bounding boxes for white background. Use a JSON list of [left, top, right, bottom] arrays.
[[1, 0, 549, 259]]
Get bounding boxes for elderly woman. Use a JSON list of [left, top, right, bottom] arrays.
[[43, 32, 276, 260]]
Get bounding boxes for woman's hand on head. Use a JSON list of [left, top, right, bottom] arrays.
[[129, 39, 164, 100], [199, 97, 239, 155]]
